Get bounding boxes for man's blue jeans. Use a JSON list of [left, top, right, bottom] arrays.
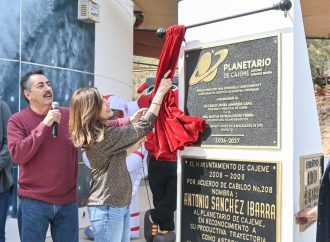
[[88, 205, 130, 242], [0, 191, 10, 242], [18, 197, 78, 242]]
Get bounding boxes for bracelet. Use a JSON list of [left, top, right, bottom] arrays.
[[151, 102, 161, 105]]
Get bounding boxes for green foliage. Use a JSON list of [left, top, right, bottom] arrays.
[[307, 39, 330, 87], [133, 56, 159, 100]]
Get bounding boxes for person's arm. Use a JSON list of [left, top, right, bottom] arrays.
[[0, 102, 12, 172], [99, 73, 172, 155], [7, 108, 61, 165], [295, 206, 318, 225], [105, 108, 148, 127], [145, 70, 172, 117], [106, 117, 130, 127], [8, 118, 49, 165], [101, 113, 154, 155]]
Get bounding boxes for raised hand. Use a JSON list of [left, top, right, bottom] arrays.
[[42, 109, 61, 127], [130, 108, 148, 123]]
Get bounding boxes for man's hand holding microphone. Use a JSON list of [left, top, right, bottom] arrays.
[[42, 102, 61, 138]]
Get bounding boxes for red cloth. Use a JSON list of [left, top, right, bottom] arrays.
[[145, 25, 206, 161]]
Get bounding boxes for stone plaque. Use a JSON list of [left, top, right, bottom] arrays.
[[184, 35, 280, 148], [181, 157, 281, 242], [299, 154, 324, 232]]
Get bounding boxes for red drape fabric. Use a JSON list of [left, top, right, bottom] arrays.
[[145, 25, 206, 161]]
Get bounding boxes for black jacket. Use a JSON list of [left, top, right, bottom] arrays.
[[0, 100, 13, 193], [316, 161, 330, 242]]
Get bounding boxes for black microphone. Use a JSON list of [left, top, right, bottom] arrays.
[[51, 102, 59, 138]]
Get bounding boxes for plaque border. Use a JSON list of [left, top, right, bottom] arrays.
[[178, 155, 282, 242], [299, 153, 324, 232], [184, 33, 282, 149]]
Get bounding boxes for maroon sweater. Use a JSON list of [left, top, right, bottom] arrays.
[[7, 107, 78, 204]]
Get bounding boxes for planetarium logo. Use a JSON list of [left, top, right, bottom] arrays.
[[189, 49, 228, 86]]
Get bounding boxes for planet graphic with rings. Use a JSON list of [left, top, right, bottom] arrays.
[[189, 49, 228, 85]]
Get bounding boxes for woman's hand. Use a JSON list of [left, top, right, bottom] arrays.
[[130, 108, 148, 123], [156, 70, 172, 96], [147, 70, 173, 116]]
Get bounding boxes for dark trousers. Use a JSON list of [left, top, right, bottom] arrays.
[[0, 190, 10, 242], [148, 157, 177, 231]]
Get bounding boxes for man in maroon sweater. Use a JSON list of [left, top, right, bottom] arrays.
[[7, 70, 79, 242]]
